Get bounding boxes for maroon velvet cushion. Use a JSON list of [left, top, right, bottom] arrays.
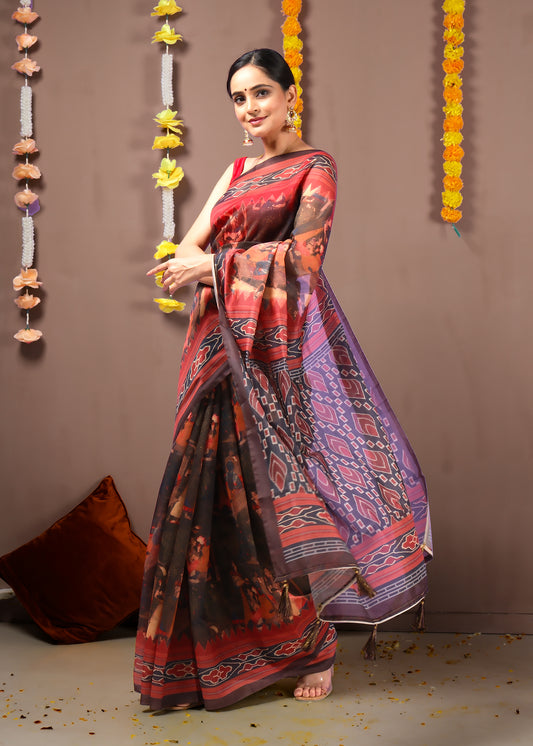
[[0, 476, 146, 644]]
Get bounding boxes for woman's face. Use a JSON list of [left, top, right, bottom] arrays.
[[229, 64, 295, 140]]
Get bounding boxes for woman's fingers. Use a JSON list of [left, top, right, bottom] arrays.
[[146, 260, 169, 277]]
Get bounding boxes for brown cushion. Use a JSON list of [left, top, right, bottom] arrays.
[[0, 476, 146, 643]]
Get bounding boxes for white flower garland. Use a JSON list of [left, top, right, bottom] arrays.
[[20, 85, 32, 137], [161, 52, 174, 107], [21, 215, 35, 267], [161, 187, 175, 239], [160, 51, 175, 239]]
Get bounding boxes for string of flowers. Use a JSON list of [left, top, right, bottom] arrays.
[[441, 0, 465, 235], [150, 0, 186, 313], [281, 0, 303, 137], [11, 0, 43, 343]]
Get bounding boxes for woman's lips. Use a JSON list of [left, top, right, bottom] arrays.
[[248, 117, 265, 125]]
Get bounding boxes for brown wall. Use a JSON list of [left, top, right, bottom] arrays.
[[1, 1, 532, 632]]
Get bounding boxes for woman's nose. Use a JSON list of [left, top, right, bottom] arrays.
[[246, 97, 258, 113]]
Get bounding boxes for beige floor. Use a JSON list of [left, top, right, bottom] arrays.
[[1, 621, 531, 746]]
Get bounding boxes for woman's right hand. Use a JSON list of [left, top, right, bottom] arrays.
[[147, 252, 214, 292]]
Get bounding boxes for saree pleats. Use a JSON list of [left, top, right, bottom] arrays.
[[134, 378, 336, 710]]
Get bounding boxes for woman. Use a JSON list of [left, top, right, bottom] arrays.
[[134, 49, 431, 711]]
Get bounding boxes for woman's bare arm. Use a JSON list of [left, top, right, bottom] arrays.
[[147, 162, 234, 290]]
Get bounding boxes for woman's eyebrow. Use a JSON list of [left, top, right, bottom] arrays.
[[231, 83, 274, 97]]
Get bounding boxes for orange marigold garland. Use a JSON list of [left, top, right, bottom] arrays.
[[150, 0, 185, 313], [441, 0, 465, 234], [281, 0, 303, 137], [11, 0, 43, 343]]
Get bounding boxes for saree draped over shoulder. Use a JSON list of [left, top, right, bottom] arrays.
[[134, 150, 431, 711]]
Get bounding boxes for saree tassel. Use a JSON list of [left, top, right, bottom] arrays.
[[302, 617, 322, 651], [362, 624, 378, 661], [414, 599, 426, 632], [278, 581, 293, 623], [356, 569, 376, 598]]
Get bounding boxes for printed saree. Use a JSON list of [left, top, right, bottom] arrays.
[[134, 150, 431, 710]]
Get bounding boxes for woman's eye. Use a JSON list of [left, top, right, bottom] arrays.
[[256, 89, 268, 97], [233, 96, 244, 104]]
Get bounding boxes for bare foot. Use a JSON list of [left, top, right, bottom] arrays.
[[294, 666, 333, 701]]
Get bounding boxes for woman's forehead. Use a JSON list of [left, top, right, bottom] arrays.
[[230, 65, 275, 92]]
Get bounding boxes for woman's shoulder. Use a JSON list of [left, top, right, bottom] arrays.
[[305, 148, 336, 167], [298, 149, 337, 179]]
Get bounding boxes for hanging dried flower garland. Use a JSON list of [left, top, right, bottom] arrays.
[[441, 0, 465, 234], [150, 0, 186, 313], [11, 0, 43, 343], [281, 0, 303, 136]]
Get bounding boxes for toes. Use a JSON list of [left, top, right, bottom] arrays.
[[295, 684, 325, 699]]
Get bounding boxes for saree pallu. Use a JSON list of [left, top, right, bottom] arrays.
[[134, 150, 431, 710]]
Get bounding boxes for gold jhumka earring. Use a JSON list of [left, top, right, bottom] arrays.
[[285, 108, 297, 132], [242, 129, 253, 146]]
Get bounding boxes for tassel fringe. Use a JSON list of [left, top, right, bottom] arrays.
[[414, 599, 426, 632], [356, 569, 376, 598], [278, 581, 293, 623], [362, 624, 378, 661], [302, 618, 322, 651]]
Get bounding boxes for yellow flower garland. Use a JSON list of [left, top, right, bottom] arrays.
[[441, 0, 465, 231], [151, 3, 185, 312], [281, 0, 303, 136]]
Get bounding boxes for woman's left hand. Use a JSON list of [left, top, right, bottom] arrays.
[[147, 254, 214, 293]]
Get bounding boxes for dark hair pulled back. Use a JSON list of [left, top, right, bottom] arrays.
[[226, 48, 295, 97]]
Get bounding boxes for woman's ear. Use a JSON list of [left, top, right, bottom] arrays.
[[287, 84, 298, 108]]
